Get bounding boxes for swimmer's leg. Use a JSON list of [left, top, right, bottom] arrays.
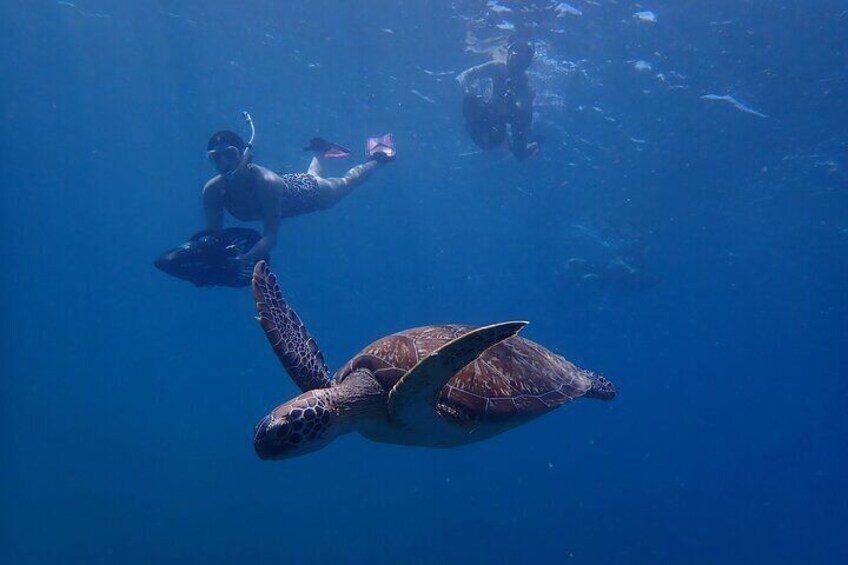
[[510, 126, 531, 160], [311, 160, 381, 208], [307, 156, 324, 178]]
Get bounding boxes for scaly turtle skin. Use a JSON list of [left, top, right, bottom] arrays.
[[251, 261, 615, 460]]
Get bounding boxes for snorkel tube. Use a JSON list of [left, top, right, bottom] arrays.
[[225, 111, 256, 180], [242, 111, 255, 157]]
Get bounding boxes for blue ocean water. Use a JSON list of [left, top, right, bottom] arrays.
[[1, 1, 846, 563]]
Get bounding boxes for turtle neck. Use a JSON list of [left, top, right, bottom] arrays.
[[327, 369, 388, 427]]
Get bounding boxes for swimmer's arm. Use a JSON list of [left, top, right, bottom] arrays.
[[456, 61, 502, 87], [202, 179, 224, 231], [240, 179, 281, 264]]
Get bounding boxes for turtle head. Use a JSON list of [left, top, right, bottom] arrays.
[[253, 390, 338, 460]]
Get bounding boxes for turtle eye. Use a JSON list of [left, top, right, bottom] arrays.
[[254, 415, 271, 442], [275, 421, 291, 440]]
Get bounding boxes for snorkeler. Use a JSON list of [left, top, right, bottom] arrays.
[[202, 114, 395, 272], [564, 256, 660, 290], [456, 40, 541, 160]]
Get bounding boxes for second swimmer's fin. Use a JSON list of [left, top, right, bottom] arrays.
[[366, 133, 396, 162], [303, 137, 351, 158]]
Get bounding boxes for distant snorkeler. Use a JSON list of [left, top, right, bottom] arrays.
[[203, 113, 396, 273], [456, 39, 542, 160], [564, 256, 660, 291]]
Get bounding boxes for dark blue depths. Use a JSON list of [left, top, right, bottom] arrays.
[[1, 1, 845, 564]]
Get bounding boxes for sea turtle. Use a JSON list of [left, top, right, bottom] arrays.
[[251, 261, 615, 460]]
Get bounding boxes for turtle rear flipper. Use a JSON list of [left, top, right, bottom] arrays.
[[252, 261, 332, 391], [387, 321, 527, 430]]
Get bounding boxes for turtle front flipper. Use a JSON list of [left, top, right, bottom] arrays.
[[252, 261, 332, 391], [387, 321, 527, 431]]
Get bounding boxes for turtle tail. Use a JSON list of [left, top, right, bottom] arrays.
[[584, 372, 616, 400]]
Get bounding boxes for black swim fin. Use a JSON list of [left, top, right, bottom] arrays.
[[303, 137, 351, 158]]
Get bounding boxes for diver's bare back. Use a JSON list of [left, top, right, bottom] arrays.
[[215, 164, 281, 221]]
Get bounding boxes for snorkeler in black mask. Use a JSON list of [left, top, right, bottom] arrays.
[[201, 113, 395, 274], [456, 40, 541, 160]]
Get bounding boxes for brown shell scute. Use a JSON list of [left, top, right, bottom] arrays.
[[443, 336, 591, 421], [336, 325, 593, 421]]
